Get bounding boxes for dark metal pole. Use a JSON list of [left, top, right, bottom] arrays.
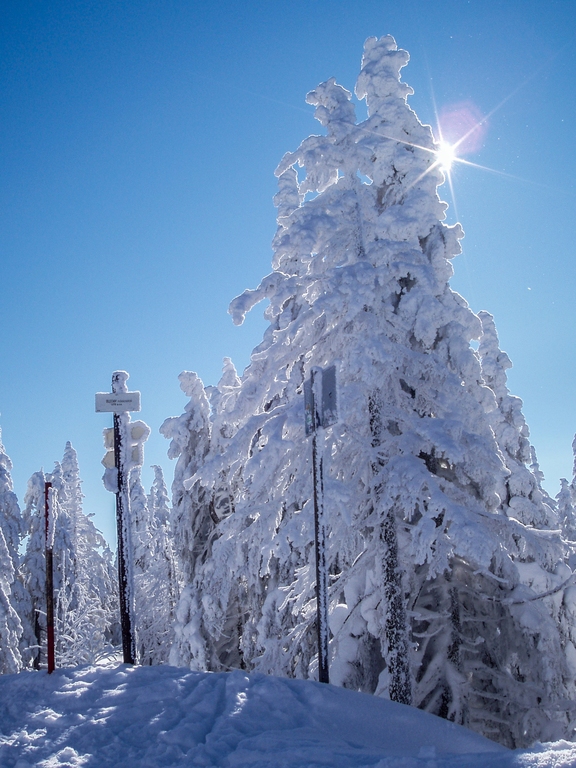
[[113, 406, 135, 664], [44, 482, 55, 674], [311, 368, 329, 684]]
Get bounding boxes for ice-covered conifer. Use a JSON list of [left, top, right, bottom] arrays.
[[475, 312, 574, 737], [557, 441, 576, 551], [132, 465, 178, 665], [20, 471, 47, 668], [161, 371, 214, 668], [0, 528, 22, 673], [124, 463, 178, 665], [0, 431, 24, 571], [130, 467, 153, 574], [129, 466, 159, 663], [478, 311, 556, 529], [558, 437, 576, 542], [20, 447, 117, 668], [56, 444, 117, 665], [167, 36, 571, 747], [148, 465, 178, 620], [0, 431, 23, 672], [161, 372, 212, 579], [149, 465, 171, 527]]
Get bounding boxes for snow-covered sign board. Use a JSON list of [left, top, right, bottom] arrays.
[[304, 366, 338, 435], [95, 392, 141, 413]]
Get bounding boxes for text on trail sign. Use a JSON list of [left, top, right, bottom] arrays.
[[95, 392, 141, 413]]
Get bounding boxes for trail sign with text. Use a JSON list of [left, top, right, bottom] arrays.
[[95, 392, 141, 413]]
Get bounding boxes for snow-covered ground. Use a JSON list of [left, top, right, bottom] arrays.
[[0, 664, 575, 767]]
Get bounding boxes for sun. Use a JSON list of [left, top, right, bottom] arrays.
[[436, 140, 457, 173]]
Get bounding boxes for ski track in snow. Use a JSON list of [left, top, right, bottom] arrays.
[[0, 664, 574, 767]]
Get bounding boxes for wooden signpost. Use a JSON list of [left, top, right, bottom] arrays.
[[95, 371, 141, 665]]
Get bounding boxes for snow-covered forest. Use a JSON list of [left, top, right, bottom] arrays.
[[2, 36, 576, 755]]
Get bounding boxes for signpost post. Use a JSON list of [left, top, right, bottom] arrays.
[[95, 371, 141, 665], [304, 365, 337, 684], [45, 482, 55, 674]]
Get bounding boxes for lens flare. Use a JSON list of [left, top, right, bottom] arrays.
[[436, 141, 456, 172], [438, 101, 488, 155]]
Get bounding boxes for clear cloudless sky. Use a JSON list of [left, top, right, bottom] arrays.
[[1, 0, 575, 546]]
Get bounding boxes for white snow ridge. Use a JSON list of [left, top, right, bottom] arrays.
[[3, 663, 575, 768]]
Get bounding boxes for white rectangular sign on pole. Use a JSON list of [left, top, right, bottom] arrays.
[[304, 366, 338, 435], [95, 392, 141, 413]]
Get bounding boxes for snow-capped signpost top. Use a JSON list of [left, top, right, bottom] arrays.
[[95, 369, 141, 413]]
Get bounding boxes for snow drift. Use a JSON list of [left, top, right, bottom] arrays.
[[5, 663, 576, 767]]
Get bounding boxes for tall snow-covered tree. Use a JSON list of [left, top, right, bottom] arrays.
[[557, 476, 576, 546], [556, 436, 576, 551], [0, 430, 24, 578], [161, 372, 214, 668], [478, 311, 556, 528], [130, 464, 178, 665], [0, 430, 24, 672], [147, 465, 179, 629], [124, 411, 178, 666], [166, 36, 572, 747], [55, 443, 118, 665], [161, 371, 212, 584], [20, 445, 117, 668], [20, 470, 47, 668]]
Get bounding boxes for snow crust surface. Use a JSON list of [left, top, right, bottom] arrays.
[[0, 664, 574, 767]]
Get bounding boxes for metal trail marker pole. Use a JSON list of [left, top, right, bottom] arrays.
[[311, 369, 329, 685], [96, 371, 141, 665], [304, 365, 337, 685], [44, 482, 55, 674]]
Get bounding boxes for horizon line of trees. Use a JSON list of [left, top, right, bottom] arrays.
[[0, 432, 179, 672]]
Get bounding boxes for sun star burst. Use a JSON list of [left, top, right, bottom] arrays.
[[436, 140, 456, 173]]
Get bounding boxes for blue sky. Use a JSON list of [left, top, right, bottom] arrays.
[[1, 0, 575, 544]]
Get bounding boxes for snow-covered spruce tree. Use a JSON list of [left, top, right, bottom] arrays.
[[0, 431, 24, 672], [554, 437, 576, 695], [129, 465, 175, 664], [557, 477, 576, 547], [130, 464, 178, 665], [147, 465, 179, 632], [129, 467, 153, 577], [128, 467, 152, 662], [556, 437, 576, 549], [444, 310, 573, 741], [20, 470, 47, 668], [477, 311, 557, 529], [56, 443, 118, 665], [20, 447, 117, 668], [160, 371, 215, 668], [167, 36, 572, 747]]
